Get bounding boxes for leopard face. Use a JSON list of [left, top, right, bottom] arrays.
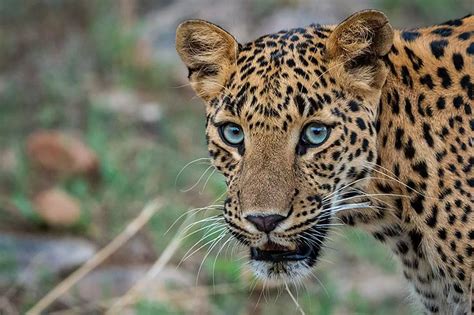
[[176, 11, 394, 282]]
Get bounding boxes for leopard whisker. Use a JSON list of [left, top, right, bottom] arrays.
[[181, 219, 225, 242], [200, 167, 218, 194], [180, 164, 215, 192], [165, 205, 223, 235], [179, 226, 227, 264], [175, 157, 211, 187], [196, 230, 228, 285], [180, 214, 224, 235], [212, 235, 233, 288], [361, 163, 440, 201]]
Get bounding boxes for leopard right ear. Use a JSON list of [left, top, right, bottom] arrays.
[[326, 10, 394, 92], [176, 20, 239, 101]]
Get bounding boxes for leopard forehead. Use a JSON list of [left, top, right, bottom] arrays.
[[206, 25, 366, 130]]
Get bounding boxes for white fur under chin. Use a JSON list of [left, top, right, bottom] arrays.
[[249, 259, 314, 285]]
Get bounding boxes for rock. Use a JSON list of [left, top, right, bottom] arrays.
[[0, 233, 96, 289], [33, 188, 82, 227], [26, 131, 99, 177]]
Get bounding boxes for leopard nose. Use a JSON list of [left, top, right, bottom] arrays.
[[245, 214, 286, 233]]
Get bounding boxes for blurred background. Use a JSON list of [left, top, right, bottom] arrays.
[[0, 0, 471, 314]]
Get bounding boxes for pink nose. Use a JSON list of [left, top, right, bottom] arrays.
[[245, 214, 286, 233]]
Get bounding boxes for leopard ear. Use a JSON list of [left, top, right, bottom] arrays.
[[327, 10, 394, 91], [176, 20, 238, 101]]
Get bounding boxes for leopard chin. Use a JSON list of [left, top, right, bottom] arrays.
[[247, 240, 323, 283]]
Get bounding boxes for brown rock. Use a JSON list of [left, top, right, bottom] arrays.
[[26, 131, 99, 177], [33, 189, 81, 226]]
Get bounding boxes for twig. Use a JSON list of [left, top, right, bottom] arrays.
[[26, 198, 163, 315], [105, 214, 192, 314], [285, 282, 306, 315]]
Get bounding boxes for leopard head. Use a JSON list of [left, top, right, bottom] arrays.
[[176, 10, 393, 282]]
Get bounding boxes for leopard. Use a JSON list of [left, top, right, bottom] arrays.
[[176, 9, 473, 314]]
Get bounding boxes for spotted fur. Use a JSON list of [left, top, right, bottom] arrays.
[[176, 10, 473, 314]]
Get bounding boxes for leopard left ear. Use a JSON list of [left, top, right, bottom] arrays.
[[327, 10, 394, 91], [176, 20, 239, 101]]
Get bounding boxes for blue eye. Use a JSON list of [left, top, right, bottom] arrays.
[[220, 123, 244, 146], [301, 123, 330, 146]]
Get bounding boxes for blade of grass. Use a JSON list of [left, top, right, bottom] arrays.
[[285, 282, 306, 315]]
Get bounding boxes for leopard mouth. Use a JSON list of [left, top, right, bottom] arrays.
[[250, 242, 316, 262], [246, 225, 329, 281]]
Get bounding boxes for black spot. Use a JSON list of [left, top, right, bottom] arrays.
[[294, 67, 309, 79], [356, 118, 366, 130], [401, 66, 413, 88], [453, 283, 463, 294], [404, 46, 423, 71], [297, 82, 308, 94], [466, 244, 473, 257], [467, 178, 474, 187], [437, 67, 452, 88], [420, 75, 435, 89], [458, 31, 470, 41], [467, 42, 474, 55], [395, 128, 404, 150], [452, 53, 464, 71], [437, 228, 447, 240], [442, 18, 463, 27], [436, 97, 446, 110], [390, 93, 400, 114], [448, 213, 456, 225], [430, 40, 448, 59], [411, 195, 425, 214], [408, 229, 423, 252], [404, 98, 415, 123], [422, 123, 434, 147], [350, 132, 357, 145], [348, 100, 360, 112], [404, 139, 416, 159], [460, 75, 473, 99], [426, 205, 438, 228], [401, 31, 420, 41], [397, 241, 409, 254], [427, 305, 439, 313], [376, 182, 393, 193], [453, 96, 463, 109], [294, 94, 306, 116], [412, 161, 429, 178], [431, 27, 453, 37], [373, 232, 385, 242]]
